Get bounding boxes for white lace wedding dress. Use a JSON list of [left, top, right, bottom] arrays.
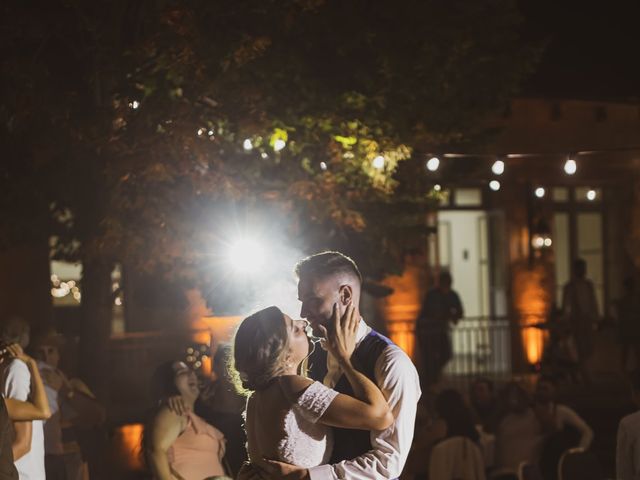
[[245, 381, 338, 468]]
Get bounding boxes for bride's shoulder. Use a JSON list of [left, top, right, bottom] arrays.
[[277, 375, 315, 400]]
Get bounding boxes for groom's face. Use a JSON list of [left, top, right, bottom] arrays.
[[298, 274, 340, 337]]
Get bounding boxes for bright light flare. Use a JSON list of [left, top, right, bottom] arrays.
[[489, 180, 501, 191], [586, 189, 596, 201], [535, 187, 545, 198], [491, 160, 505, 175], [226, 238, 266, 274], [243, 139, 253, 151]]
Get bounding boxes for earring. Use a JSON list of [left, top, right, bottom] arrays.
[[284, 356, 293, 371]]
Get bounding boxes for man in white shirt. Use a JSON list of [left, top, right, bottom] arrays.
[[263, 251, 421, 480], [0, 317, 46, 480], [617, 370, 640, 480]]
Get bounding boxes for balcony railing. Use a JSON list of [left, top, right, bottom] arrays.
[[444, 316, 512, 376]]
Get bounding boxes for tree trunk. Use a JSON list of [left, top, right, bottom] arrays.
[[79, 258, 113, 401]]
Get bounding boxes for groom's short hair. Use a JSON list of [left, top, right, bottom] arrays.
[[295, 251, 362, 284]]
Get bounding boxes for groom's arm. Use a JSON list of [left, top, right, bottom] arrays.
[[309, 347, 421, 480]]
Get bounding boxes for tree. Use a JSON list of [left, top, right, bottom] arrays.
[[0, 0, 538, 390]]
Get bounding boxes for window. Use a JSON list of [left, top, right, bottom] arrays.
[[454, 188, 482, 207], [552, 187, 569, 203]]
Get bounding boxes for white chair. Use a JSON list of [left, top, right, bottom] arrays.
[[429, 436, 486, 480]]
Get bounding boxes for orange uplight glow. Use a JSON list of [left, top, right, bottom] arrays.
[[513, 265, 551, 364], [521, 319, 546, 364], [113, 423, 144, 471], [190, 316, 243, 376], [379, 264, 424, 359]]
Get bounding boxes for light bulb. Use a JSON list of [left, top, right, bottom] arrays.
[[564, 159, 577, 175], [426, 156, 440, 172]]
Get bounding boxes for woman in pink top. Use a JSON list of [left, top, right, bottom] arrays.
[[146, 361, 229, 480]]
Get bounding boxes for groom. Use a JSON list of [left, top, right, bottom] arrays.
[[262, 251, 421, 480]]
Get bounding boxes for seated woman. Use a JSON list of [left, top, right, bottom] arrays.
[[233, 304, 393, 472], [434, 389, 480, 442], [493, 382, 544, 477], [406, 389, 480, 476], [146, 361, 229, 480]]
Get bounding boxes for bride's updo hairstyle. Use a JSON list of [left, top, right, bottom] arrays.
[[232, 306, 289, 393]]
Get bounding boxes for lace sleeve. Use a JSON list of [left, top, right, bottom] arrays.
[[293, 381, 339, 423]]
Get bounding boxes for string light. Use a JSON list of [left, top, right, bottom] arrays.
[[320, 161, 328, 171], [372, 155, 385, 169], [243, 139, 253, 151], [491, 160, 505, 175], [586, 189, 597, 201], [434, 184, 442, 191], [534, 187, 545, 198], [489, 180, 501, 191], [273, 139, 286, 152], [426, 156, 440, 172], [564, 158, 577, 175]]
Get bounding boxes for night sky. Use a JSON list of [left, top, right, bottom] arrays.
[[520, 0, 640, 99]]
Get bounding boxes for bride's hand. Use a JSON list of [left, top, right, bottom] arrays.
[[318, 303, 358, 364]]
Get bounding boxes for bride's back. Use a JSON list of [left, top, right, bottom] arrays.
[[245, 378, 335, 469]]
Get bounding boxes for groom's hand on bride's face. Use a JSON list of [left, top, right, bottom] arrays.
[[318, 302, 357, 362], [262, 458, 310, 480]]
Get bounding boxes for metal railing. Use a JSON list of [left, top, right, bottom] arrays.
[[415, 316, 513, 378]]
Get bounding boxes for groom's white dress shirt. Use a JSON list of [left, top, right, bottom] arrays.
[[309, 319, 421, 480]]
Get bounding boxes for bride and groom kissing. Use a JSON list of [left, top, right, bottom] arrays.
[[234, 251, 421, 480]]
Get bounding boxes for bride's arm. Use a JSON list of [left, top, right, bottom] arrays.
[[319, 358, 393, 431], [281, 304, 393, 431], [321, 304, 392, 430], [147, 407, 184, 480]]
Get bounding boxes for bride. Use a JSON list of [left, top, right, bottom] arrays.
[[232, 303, 393, 472]]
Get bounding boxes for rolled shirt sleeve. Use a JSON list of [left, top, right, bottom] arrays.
[[3, 360, 31, 401], [309, 346, 421, 480]]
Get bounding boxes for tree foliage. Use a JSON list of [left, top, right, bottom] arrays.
[[1, 0, 538, 285]]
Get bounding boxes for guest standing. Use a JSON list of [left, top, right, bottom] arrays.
[[416, 271, 463, 387], [562, 259, 599, 383]]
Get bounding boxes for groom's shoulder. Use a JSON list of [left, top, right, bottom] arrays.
[[366, 333, 417, 379], [361, 330, 415, 370]]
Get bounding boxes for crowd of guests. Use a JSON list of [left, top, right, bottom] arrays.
[[405, 375, 594, 480], [1, 321, 640, 479]]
